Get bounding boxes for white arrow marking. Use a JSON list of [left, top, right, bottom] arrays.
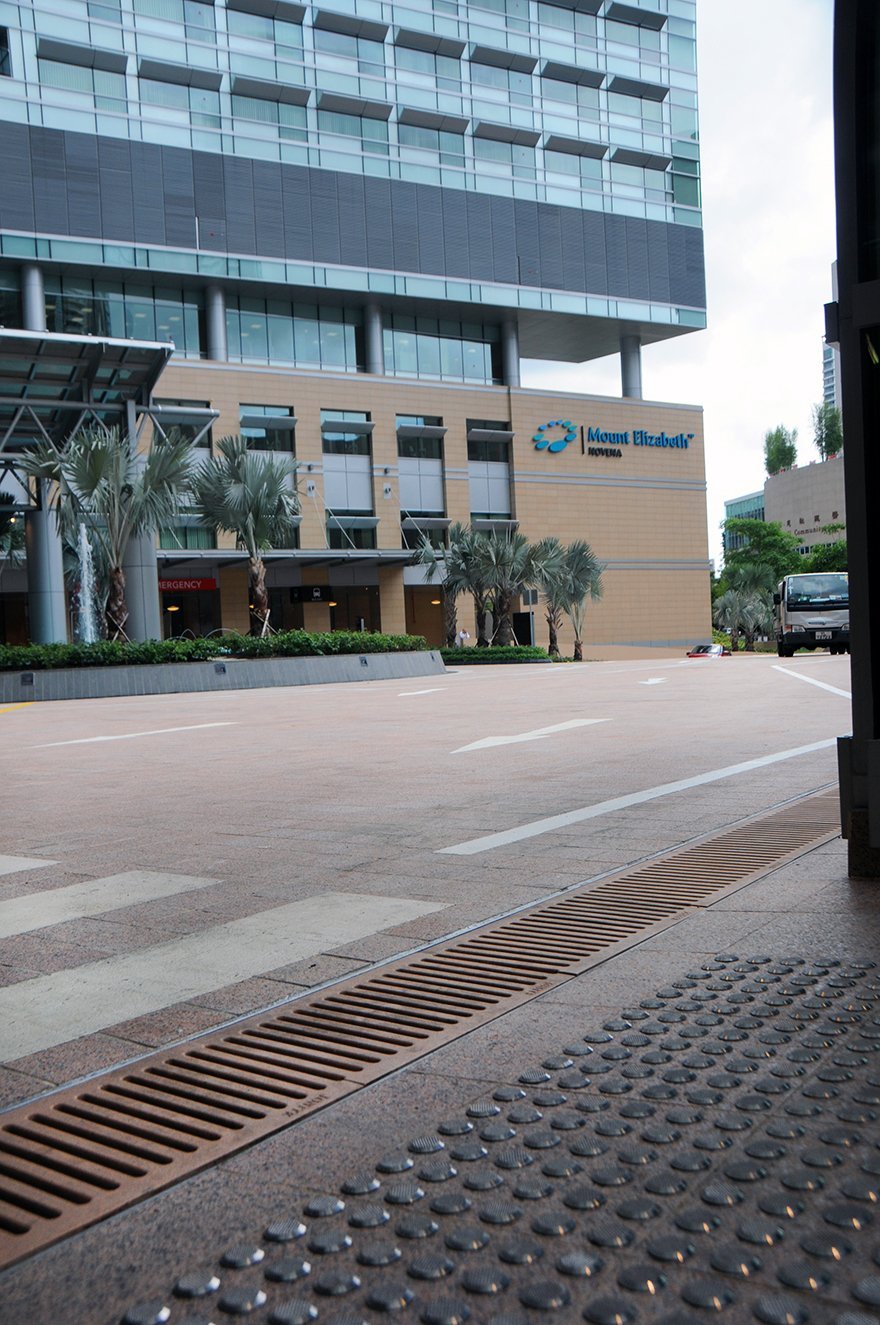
[[453, 718, 607, 754]]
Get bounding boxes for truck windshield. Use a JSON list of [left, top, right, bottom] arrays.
[[786, 574, 849, 608]]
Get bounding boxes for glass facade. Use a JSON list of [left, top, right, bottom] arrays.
[[3, 0, 700, 225]]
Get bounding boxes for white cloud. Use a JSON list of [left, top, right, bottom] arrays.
[[523, 0, 836, 566]]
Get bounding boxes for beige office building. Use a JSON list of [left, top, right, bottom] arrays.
[[764, 457, 847, 557], [149, 362, 709, 656]]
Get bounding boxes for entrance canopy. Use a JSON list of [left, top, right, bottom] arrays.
[[0, 327, 172, 461]]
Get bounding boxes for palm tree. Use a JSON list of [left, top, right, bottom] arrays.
[[412, 523, 495, 647], [473, 530, 563, 647], [189, 435, 299, 635], [713, 588, 748, 652], [726, 563, 774, 651], [19, 425, 194, 639], [552, 540, 604, 661]]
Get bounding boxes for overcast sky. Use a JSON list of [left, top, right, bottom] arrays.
[[522, 0, 837, 567]]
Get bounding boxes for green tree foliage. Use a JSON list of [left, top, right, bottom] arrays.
[[802, 540, 847, 573], [812, 401, 843, 459], [189, 435, 299, 635], [538, 538, 604, 660], [19, 425, 194, 639], [413, 522, 493, 647], [470, 530, 562, 647], [764, 425, 798, 475], [723, 519, 801, 583]]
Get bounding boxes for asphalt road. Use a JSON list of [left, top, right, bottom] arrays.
[[0, 652, 850, 1108]]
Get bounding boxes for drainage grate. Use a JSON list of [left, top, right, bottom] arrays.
[[0, 789, 839, 1268]]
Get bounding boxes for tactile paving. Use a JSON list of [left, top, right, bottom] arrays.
[[115, 953, 880, 1325]]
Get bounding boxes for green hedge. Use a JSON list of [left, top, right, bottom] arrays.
[[440, 645, 551, 665], [0, 630, 429, 672]]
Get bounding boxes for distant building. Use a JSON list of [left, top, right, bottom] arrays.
[[823, 340, 842, 409], [764, 458, 846, 557], [723, 491, 764, 554]]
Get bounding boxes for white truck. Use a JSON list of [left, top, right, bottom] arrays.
[[774, 571, 849, 657]]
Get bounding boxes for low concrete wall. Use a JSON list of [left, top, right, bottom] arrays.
[[0, 650, 445, 703]]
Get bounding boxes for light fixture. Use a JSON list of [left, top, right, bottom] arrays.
[[431, 598, 441, 605], [166, 604, 180, 612], [328, 600, 337, 607]]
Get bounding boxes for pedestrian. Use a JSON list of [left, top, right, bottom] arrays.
[[456, 628, 471, 647]]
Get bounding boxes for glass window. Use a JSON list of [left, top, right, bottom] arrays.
[[606, 19, 660, 54], [232, 95, 307, 140], [155, 398, 213, 447], [0, 28, 9, 77], [608, 91, 664, 125], [240, 404, 296, 453], [398, 436, 443, 460], [471, 62, 532, 105], [314, 28, 384, 75], [140, 79, 220, 127], [536, 3, 597, 41], [318, 109, 389, 155], [226, 299, 362, 369], [327, 523, 376, 549], [468, 437, 510, 463], [134, 0, 214, 32], [39, 60, 127, 111]]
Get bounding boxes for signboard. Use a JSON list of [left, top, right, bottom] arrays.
[[290, 586, 333, 603], [533, 420, 695, 459], [159, 578, 217, 592]]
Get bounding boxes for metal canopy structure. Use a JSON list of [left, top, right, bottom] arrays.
[[0, 328, 172, 459]]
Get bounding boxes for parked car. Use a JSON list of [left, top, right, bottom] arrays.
[[686, 643, 731, 658]]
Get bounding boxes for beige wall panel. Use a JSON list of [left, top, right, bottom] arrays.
[[302, 602, 331, 631], [219, 566, 249, 634], [378, 566, 407, 635]]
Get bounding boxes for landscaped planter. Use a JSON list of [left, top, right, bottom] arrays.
[[0, 650, 445, 703]]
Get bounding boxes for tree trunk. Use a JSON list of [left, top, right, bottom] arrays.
[[494, 589, 514, 646], [443, 590, 457, 647], [573, 635, 583, 662], [249, 556, 269, 636], [475, 594, 490, 648], [545, 606, 561, 656], [106, 565, 128, 641]]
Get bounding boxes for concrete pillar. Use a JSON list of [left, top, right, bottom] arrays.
[[21, 263, 46, 333], [620, 334, 643, 400], [378, 565, 407, 634], [25, 483, 68, 643], [501, 320, 520, 388], [121, 400, 161, 641], [364, 303, 384, 375], [205, 284, 227, 361], [20, 261, 68, 641]]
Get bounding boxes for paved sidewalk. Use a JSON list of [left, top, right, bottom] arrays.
[[2, 828, 879, 1325]]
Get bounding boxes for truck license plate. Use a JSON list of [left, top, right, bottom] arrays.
[[815, 631, 832, 640]]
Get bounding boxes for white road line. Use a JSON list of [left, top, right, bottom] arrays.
[[0, 891, 447, 1061], [453, 718, 608, 754], [399, 688, 447, 696], [640, 678, 667, 686], [34, 722, 236, 748], [0, 855, 57, 879], [0, 870, 219, 940], [772, 666, 852, 699], [439, 737, 837, 855]]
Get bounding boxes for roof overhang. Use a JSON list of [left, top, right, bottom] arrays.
[[0, 329, 173, 454]]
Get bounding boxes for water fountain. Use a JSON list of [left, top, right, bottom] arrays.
[[77, 524, 99, 643]]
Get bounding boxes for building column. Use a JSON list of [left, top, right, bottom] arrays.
[[378, 565, 407, 635], [25, 483, 68, 643], [501, 320, 521, 388], [205, 284, 227, 362], [21, 263, 46, 334], [620, 334, 643, 400], [121, 400, 161, 641], [20, 261, 68, 642], [364, 303, 384, 375]]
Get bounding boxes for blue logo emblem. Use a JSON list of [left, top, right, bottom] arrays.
[[533, 419, 578, 453]]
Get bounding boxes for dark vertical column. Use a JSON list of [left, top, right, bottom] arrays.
[[364, 303, 384, 375], [832, 0, 880, 874], [22, 263, 69, 643], [122, 400, 162, 641], [620, 334, 643, 399]]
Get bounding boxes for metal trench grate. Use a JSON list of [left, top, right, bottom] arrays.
[[0, 789, 840, 1268]]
